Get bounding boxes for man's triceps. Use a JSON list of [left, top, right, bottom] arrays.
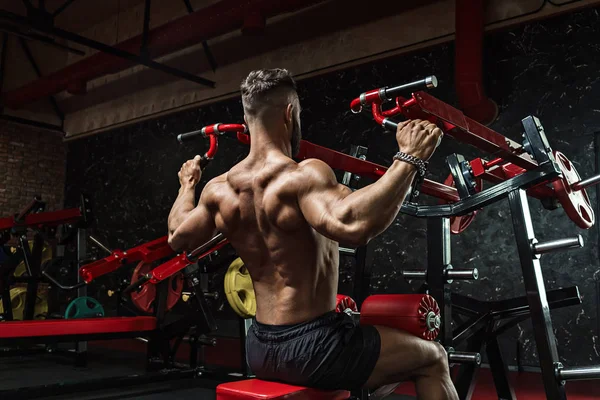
[[168, 185, 217, 251]]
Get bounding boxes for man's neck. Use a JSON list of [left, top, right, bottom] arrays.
[[247, 123, 292, 159]]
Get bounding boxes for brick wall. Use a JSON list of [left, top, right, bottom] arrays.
[[0, 121, 66, 215]]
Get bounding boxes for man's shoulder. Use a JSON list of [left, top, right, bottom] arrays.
[[201, 173, 229, 202], [297, 158, 333, 176], [297, 158, 336, 179]]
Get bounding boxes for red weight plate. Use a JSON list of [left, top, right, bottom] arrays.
[[441, 174, 483, 234], [130, 261, 184, 313], [552, 151, 594, 229]]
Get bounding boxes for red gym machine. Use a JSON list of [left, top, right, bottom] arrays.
[[172, 75, 600, 399]]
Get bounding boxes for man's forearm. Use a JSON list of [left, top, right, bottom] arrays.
[[168, 186, 196, 236], [337, 159, 417, 241]]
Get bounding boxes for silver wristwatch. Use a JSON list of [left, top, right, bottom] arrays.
[[393, 151, 428, 177]]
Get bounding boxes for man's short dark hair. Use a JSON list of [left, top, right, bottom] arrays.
[[241, 69, 298, 118]]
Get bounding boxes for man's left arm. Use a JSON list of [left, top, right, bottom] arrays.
[[168, 155, 217, 251]]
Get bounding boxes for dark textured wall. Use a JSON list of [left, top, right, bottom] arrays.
[[0, 121, 66, 214], [65, 7, 600, 367]]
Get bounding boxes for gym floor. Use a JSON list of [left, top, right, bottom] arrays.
[[1, 343, 598, 400]]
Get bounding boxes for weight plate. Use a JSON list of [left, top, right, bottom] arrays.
[[224, 258, 256, 318], [441, 174, 483, 234], [0, 287, 48, 320], [65, 296, 104, 319], [13, 242, 53, 277], [130, 261, 184, 314], [552, 151, 594, 229]]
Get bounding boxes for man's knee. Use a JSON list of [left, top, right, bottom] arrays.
[[425, 341, 450, 373]]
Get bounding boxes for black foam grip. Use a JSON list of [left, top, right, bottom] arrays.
[[177, 129, 203, 143], [200, 157, 211, 170]]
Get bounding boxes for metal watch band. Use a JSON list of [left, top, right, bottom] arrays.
[[393, 151, 427, 177]]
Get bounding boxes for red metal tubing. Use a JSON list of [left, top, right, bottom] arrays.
[[206, 134, 218, 159], [79, 236, 172, 283], [217, 124, 247, 133], [150, 239, 229, 283], [381, 98, 404, 117], [455, 0, 498, 125], [2, 0, 329, 109], [350, 89, 382, 113], [237, 132, 251, 145], [371, 103, 385, 126]]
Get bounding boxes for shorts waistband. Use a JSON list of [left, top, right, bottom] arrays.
[[251, 310, 339, 343]]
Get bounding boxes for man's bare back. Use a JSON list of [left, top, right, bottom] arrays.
[[167, 69, 458, 399], [205, 152, 339, 325]]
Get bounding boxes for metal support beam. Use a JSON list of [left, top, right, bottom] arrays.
[[18, 38, 64, 124], [427, 217, 453, 346], [0, 10, 216, 88], [75, 228, 88, 366], [53, 0, 78, 17], [453, 333, 485, 400], [182, 0, 217, 72], [352, 244, 373, 309], [509, 189, 566, 400], [486, 331, 517, 399], [0, 24, 85, 55]]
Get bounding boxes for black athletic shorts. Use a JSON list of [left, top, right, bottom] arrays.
[[245, 310, 381, 391]]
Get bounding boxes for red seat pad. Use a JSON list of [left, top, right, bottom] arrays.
[[0, 317, 157, 338], [217, 379, 350, 400], [360, 294, 441, 341]]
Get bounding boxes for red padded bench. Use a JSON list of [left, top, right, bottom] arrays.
[[217, 379, 350, 399], [0, 316, 157, 338]]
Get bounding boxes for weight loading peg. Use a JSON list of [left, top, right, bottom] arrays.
[[402, 266, 479, 283], [447, 348, 481, 365], [203, 291, 219, 300], [531, 235, 583, 256], [555, 362, 600, 381]]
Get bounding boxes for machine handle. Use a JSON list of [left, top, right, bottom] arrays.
[[350, 76, 438, 113], [42, 270, 87, 291], [177, 129, 203, 143], [383, 75, 438, 101]]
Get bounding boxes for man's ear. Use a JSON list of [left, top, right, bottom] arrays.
[[243, 115, 248, 125], [285, 104, 294, 126]]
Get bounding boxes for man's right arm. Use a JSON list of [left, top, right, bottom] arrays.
[[297, 119, 442, 246]]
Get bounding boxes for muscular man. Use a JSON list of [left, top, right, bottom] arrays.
[[168, 69, 458, 399]]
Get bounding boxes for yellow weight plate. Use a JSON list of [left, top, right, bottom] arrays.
[[13, 242, 53, 277], [0, 287, 48, 320], [224, 257, 256, 319]]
